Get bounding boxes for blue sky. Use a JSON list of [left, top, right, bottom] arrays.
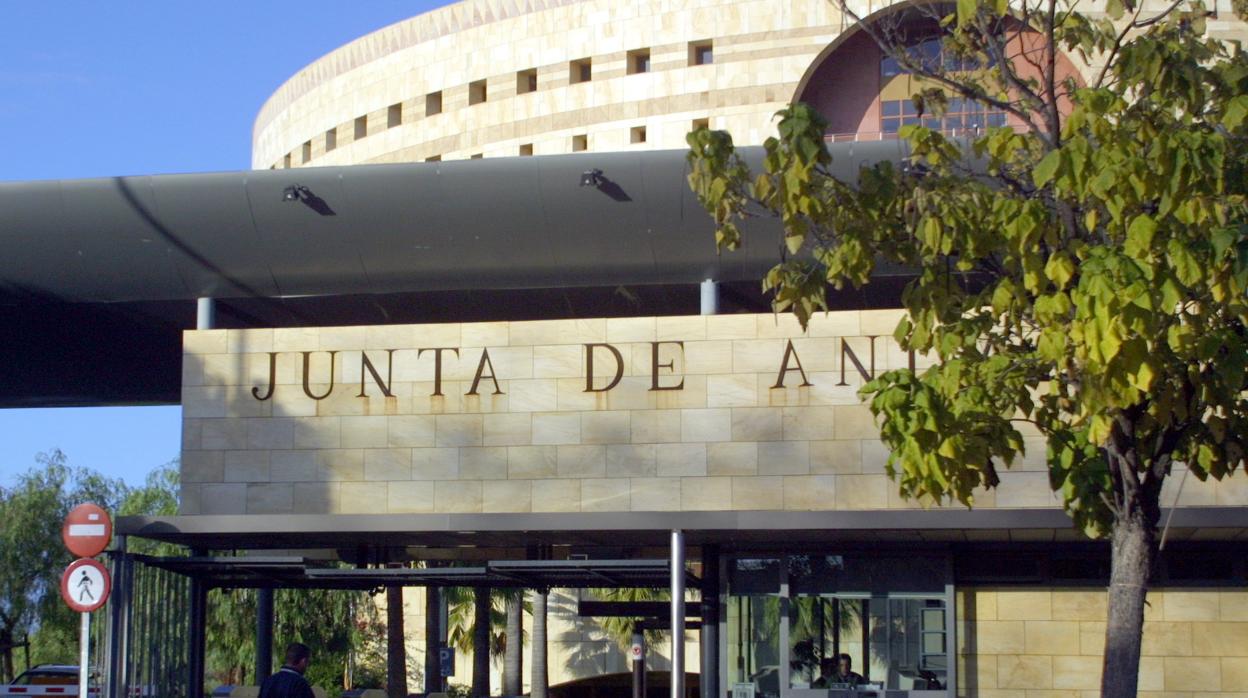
[[0, 1, 451, 487]]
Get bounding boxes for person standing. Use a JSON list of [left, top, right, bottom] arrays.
[[259, 643, 315, 698]]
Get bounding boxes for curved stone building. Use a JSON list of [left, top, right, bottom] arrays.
[[254, 0, 843, 168], [253, 0, 1248, 170], [3, 1, 1247, 697]]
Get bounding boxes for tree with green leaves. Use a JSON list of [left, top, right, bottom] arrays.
[[0, 451, 125, 680], [205, 586, 387, 693], [687, 0, 1248, 695]]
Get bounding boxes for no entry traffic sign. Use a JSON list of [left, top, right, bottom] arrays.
[[60, 558, 111, 613], [62, 503, 112, 558]]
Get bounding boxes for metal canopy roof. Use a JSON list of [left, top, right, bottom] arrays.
[[137, 555, 698, 590], [116, 507, 1248, 552], [0, 145, 909, 305], [0, 145, 920, 408]]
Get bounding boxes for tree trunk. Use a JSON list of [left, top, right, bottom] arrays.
[[1, 627, 12, 684], [472, 587, 491, 697], [530, 591, 548, 698], [425, 586, 442, 694], [502, 594, 522, 696], [1100, 503, 1158, 698], [387, 586, 408, 698]]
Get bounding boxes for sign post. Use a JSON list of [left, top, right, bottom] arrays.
[[79, 612, 90, 698], [60, 504, 113, 698]]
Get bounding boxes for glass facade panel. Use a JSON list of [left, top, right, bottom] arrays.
[[727, 555, 950, 695], [728, 558, 783, 698], [878, 97, 1006, 137], [788, 596, 870, 687]]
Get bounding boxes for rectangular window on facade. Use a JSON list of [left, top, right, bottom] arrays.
[[517, 69, 538, 94], [571, 134, 588, 151], [630, 125, 647, 143], [690, 40, 713, 66], [470, 153, 483, 159], [880, 97, 1005, 137], [627, 48, 651, 74], [301, 141, 311, 164], [425, 155, 441, 162], [570, 58, 592, 84], [388, 103, 402, 128], [354, 116, 367, 140], [283, 153, 291, 169], [692, 117, 710, 131], [426, 91, 443, 116], [519, 143, 534, 156], [325, 128, 337, 152], [469, 79, 487, 105]]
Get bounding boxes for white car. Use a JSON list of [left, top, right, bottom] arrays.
[[0, 665, 97, 696]]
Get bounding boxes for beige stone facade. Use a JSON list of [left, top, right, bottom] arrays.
[[254, 0, 840, 168], [179, 310, 1244, 516], [957, 588, 1248, 696], [253, 0, 1248, 170]]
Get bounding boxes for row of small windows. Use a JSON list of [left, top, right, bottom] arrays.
[[412, 118, 707, 161], [276, 41, 715, 168]]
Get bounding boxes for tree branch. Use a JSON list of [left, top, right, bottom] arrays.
[[836, 0, 1048, 140], [1095, 0, 1152, 89]]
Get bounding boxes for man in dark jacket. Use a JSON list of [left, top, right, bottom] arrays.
[[258, 643, 315, 698]]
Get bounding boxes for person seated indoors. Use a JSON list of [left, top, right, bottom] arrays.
[[812, 654, 866, 688]]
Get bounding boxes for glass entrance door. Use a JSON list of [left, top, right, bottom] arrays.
[[787, 595, 872, 687], [725, 554, 952, 697]]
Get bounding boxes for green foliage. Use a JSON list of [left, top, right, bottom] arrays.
[[0, 451, 127, 677], [687, 1, 1248, 539], [586, 587, 672, 652], [206, 585, 385, 692], [445, 587, 527, 661]]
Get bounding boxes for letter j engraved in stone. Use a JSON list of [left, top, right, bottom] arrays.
[[251, 352, 278, 401]]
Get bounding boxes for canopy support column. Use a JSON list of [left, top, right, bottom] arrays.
[[196, 298, 215, 330], [188, 548, 208, 698], [700, 545, 720, 698], [700, 280, 719, 315], [256, 588, 274, 683], [106, 536, 130, 698], [670, 529, 686, 698]]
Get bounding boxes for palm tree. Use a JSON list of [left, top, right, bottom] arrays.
[[501, 591, 523, 696], [589, 587, 671, 651], [445, 586, 532, 696], [530, 590, 548, 698], [424, 584, 441, 693], [472, 587, 491, 696], [386, 586, 406, 698]]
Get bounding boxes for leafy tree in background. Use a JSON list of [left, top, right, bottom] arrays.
[[0, 451, 125, 679], [1, 453, 388, 695], [687, 0, 1248, 694], [205, 585, 387, 693]]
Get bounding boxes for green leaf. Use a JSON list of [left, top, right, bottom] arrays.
[[1045, 253, 1076, 289], [1168, 238, 1204, 287], [1033, 150, 1062, 188], [1125, 215, 1158, 259], [1223, 95, 1248, 131]]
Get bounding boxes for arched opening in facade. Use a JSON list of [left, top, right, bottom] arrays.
[[795, 5, 1083, 142]]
